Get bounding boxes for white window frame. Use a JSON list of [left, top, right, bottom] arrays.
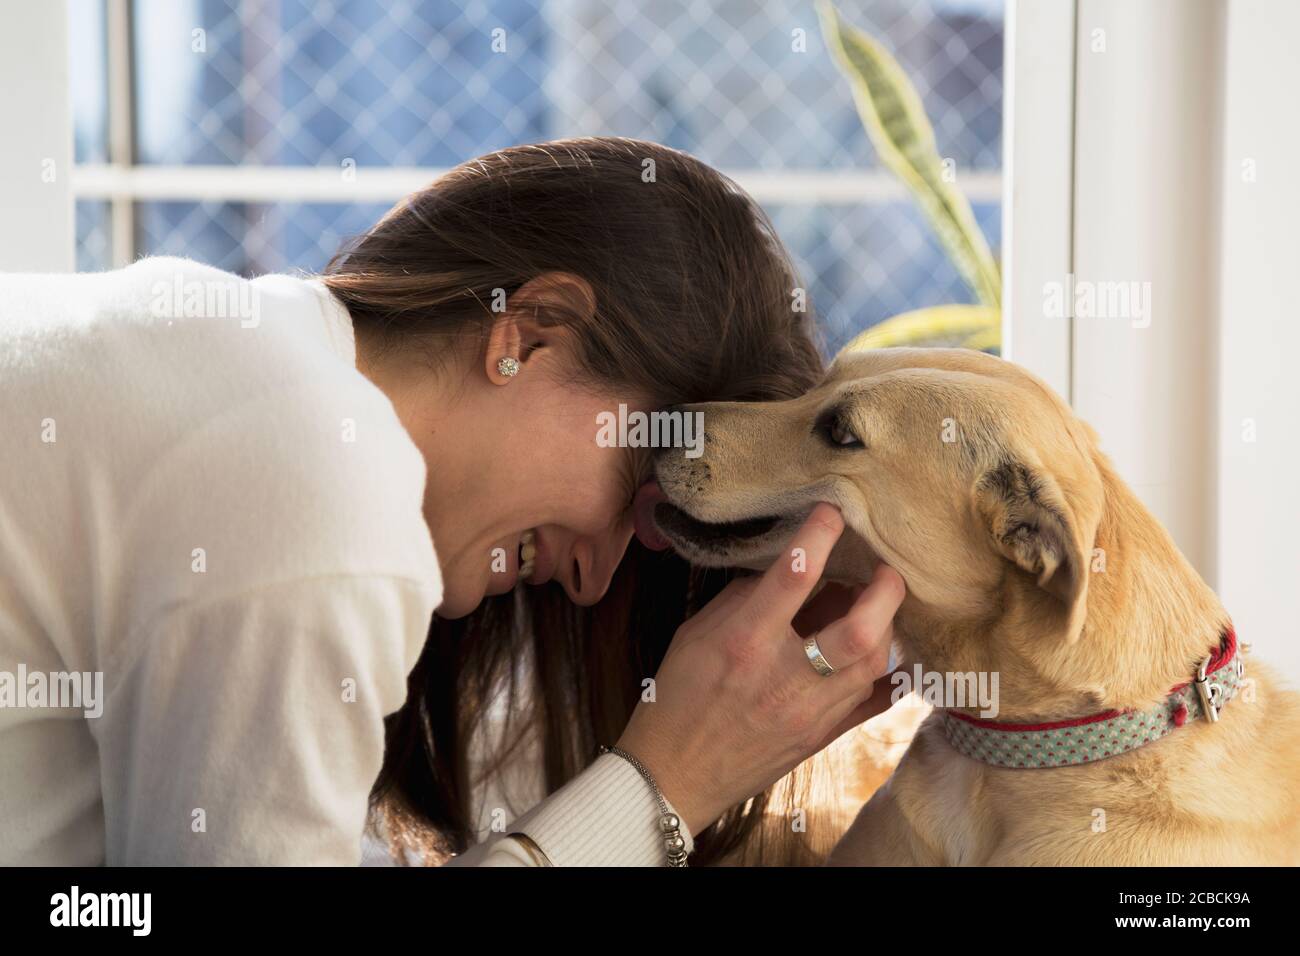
[[1000, 0, 1075, 399], [0, 1, 73, 271]]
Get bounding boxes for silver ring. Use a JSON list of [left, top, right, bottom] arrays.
[[803, 635, 836, 677]]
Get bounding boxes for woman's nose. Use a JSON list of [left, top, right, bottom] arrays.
[[558, 529, 633, 606]]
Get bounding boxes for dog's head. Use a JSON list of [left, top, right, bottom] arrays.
[[649, 347, 1107, 639]]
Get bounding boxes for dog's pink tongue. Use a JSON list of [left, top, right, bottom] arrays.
[[633, 480, 671, 552]]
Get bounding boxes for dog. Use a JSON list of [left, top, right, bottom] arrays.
[[649, 346, 1300, 865]]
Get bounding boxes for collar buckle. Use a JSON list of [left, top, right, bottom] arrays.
[[1194, 655, 1223, 723]]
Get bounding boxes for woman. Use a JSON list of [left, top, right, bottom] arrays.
[[0, 138, 903, 866]]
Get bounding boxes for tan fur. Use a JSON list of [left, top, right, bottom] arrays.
[[654, 347, 1300, 866]]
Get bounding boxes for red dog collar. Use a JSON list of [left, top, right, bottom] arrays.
[[941, 628, 1243, 769]]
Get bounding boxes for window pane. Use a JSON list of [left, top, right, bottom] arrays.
[[69, 0, 109, 164], [131, 0, 1002, 170], [135, 199, 393, 275], [547, 0, 1002, 171], [75, 200, 113, 272], [772, 200, 1002, 355], [133, 0, 552, 165]]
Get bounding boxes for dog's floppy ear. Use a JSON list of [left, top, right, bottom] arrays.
[[973, 458, 1090, 639]]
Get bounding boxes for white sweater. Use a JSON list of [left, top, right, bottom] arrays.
[[0, 257, 692, 866]]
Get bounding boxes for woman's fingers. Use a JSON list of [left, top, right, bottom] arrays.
[[792, 582, 865, 636], [741, 503, 844, 630], [789, 566, 904, 753], [815, 666, 904, 750], [681, 573, 760, 635], [619, 517, 905, 834], [808, 564, 905, 674]]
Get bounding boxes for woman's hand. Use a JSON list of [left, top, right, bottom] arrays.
[[616, 503, 906, 836]]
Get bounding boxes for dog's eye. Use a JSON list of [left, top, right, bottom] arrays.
[[830, 419, 859, 446], [816, 411, 864, 449]]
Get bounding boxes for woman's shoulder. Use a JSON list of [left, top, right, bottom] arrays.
[[0, 255, 259, 329], [0, 255, 339, 377], [2, 256, 439, 619], [110, 257, 440, 607], [117, 382, 440, 623]]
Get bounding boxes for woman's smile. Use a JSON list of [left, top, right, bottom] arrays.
[[486, 526, 555, 594], [523, 526, 559, 587], [518, 528, 537, 580]]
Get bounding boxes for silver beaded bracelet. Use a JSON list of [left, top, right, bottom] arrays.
[[598, 744, 690, 867]]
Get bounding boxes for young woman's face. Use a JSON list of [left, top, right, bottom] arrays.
[[429, 376, 651, 619], [362, 319, 653, 620]]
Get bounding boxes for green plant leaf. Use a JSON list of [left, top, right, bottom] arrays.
[[959, 325, 1001, 352], [839, 304, 999, 352], [818, 0, 1002, 308]]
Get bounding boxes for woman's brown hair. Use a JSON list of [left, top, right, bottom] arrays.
[[323, 137, 836, 865]]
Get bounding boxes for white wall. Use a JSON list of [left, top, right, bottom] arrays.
[[1008, 0, 1298, 683], [1071, 0, 1224, 581], [1215, 0, 1300, 683], [0, 1, 73, 271]]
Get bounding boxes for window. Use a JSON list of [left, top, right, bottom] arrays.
[[71, 0, 1003, 355]]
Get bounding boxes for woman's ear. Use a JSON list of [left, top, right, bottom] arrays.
[[973, 457, 1091, 642], [484, 272, 595, 384], [484, 312, 524, 384]]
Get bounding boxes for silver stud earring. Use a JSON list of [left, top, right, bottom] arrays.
[[496, 356, 520, 378]]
